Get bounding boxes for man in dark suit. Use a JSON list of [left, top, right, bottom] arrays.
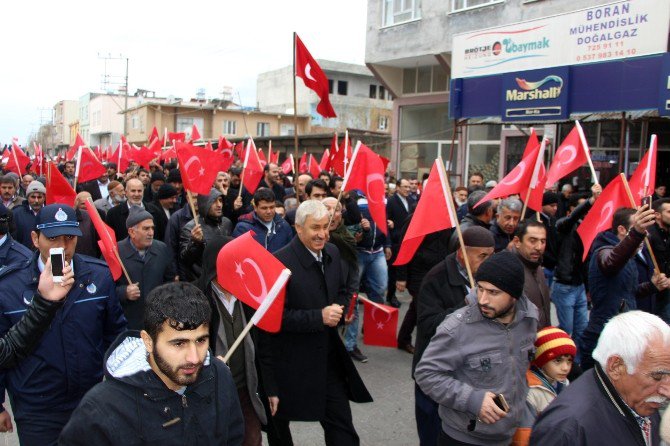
[[76, 172, 110, 202], [105, 178, 161, 242], [263, 199, 372, 446], [115, 207, 176, 329], [386, 178, 416, 309]]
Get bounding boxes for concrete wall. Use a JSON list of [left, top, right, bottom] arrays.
[[53, 100, 78, 146]]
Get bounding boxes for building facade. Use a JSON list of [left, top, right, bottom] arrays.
[[53, 100, 78, 149], [366, 0, 670, 188]]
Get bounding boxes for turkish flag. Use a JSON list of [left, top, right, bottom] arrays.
[[298, 152, 308, 173], [330, 134, 352, 177], [519, 135, 547, 213], [344, 142, 387, 234], [395, 160, 456, 265], [109, 141, 130, 173], [217, 140, 235, 173], [84, 199, 123, 280], [270, 150, 280, 164], [258, 148, 268, 167], [66, 133, 86, 161], [147, 137, 163, 157], [379, 154, 390, 173], [168, 131, 186, 143], [129, 146, 158, 171], [319, 149, 330, 172], [545, 125, 590, 186], [281, 155, 294, 175], [628, 134, 657, 206], [475, 143, 542, 209], [46, 162, 76, 207], [216, 232, 289, 332], [190, 124, 201, 142], [242, 139, 265, 194], [295, 34, 336, 118], [6, 141, 31, 176], [149, 126, 160, 144], [176, 142, 228, 195], [75, 147, 107, 183], [160, 147, 177, 162], [34, 143, 44, 176], [362, 299, 398, 347], [308, 154, 321, 178], [576, 175, 629, 260], [234, 141, 245, 160], [218, 136, 234, 151]]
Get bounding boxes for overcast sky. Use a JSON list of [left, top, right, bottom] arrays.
[[0, 0, 368, 144]]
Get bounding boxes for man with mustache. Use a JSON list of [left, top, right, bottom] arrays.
[[512, 219, 551, 329], [59, 282, 244, 445], [531, 311, 670, 445], [415, 251, 538, 445]]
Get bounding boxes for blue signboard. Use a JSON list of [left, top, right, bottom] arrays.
[[501, 67, 569, 121], [658, 53, 670, 117]]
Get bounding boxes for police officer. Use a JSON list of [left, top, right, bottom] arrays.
[[0, 203, 32, 268], [0, 204, 127, 446]]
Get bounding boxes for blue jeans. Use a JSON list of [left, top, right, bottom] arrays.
[[543, 267, 555, 289], [551, 282, 588, 343], [344, 251, 387, 351]]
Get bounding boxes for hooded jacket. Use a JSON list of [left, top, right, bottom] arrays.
[[180, 189, 232, 281], [58, 331, 244, 446]]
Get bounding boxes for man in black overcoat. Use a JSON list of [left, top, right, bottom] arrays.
[[262, 199, 372, 446]]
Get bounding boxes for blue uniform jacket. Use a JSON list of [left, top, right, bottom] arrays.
[[0, 235, 32, 269], [0, 252, 127, 418]]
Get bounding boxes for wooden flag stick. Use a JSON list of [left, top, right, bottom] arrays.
[[437, 158, 475, 289], [521, 187, 532, 221], [620, 173, 660, 274], [221, 269, 291, 363], [576, 120, 599, 185], [186, 190, 200, 229]]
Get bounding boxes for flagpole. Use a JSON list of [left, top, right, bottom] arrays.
[[620, 173, 660, 274], [328, 141, 362, 228], [173, 142, 200, 230], [437, 158, 475, 289], [268, 140, 272, 164], [292, 31, 300, 203], [10, 143, 22, 177], [575, 120, 599, 185], [521, 137, 547, 220], [73, 146, 83, 191], [221, 269, 292, 363], [238, 139, 251, 200]]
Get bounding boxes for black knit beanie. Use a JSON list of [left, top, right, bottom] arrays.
[[474, 250, 524, 298]]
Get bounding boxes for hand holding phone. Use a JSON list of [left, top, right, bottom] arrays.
[[493, 393, 510, 413], [642, 195, 652, 209], [50, 248, 65, 283]]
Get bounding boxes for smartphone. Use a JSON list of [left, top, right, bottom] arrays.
[[642, 195, 652, 209], [493, 393, 509, 413], [50, 247, 65, 283]]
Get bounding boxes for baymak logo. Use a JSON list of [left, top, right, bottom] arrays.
[[502, 37, 550, 54], [506, 75, 563, 101]]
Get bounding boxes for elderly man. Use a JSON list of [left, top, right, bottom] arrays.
[[93, 180, 125, 214], [12, 180, 46, 249], [0, 204, 126, 445], [116, 206, 176, 329], [263, 200, 372, 445], [415, 250, 538, 446], [490, 198, 522, 252], [449, 190, 494, 253], [531, 311, 670, 445], [105, 178, 160, 242]]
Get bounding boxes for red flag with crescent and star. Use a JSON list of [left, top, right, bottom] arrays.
[[66, 133, 86, 161], [343, 142, 388, 234], [330, 133, 352, 177], [75, 147, 107, 183], [46, 162, 77, 207], [190, 124, 201, 142], [216, 232, 289, 332], [5, 140, 31, 177], [242, 139, 265, 194], [295, 33, 336, 119], [475, 142, 542, 209], [394, 159, 456, 266], [84, 199, 123, 280], [627, 134, 657, 206], [362, 297, 398, 347], [218, 136, 234, 151], [576, 175, 629, 260], [545, 125, 590, 186], [176, 142, 229, 195], [149, 126, 160, 144], [281, 155, 294, 175]]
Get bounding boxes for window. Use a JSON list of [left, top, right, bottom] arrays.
[[379, 86, 387, 100], [450, 0, 503, 13], [280, 124, 295, 136], [402, 66, 449, 95], [257, 122, 270, 137], [328, 79, 334, 94], [378, 116, 389, 131], [337, 81, 348, 96], [176, 117, 204, 135], [223, 120, 237, 135], [130, 113, 139, 130], [370, 85, 378, 99], [382, 0, 421, 27]]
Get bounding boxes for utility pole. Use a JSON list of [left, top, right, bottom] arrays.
[[98, 53, 130, 134]]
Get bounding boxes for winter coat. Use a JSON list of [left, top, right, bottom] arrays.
[[415, 292, 538, 445], [11, 201, 39, 249], [0, 234, 32, 268], [232, 212, 292, 253], [58, 331, 244, 445], [530, 364, 660, 446], [554, 199, 592, 285], [490, 220, 513, 253], [0, 253, 126, 418]]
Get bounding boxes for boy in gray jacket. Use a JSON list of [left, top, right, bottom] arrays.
[[415, 250, 538, 445]]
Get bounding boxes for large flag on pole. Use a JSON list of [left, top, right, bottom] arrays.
[[5, 140, 31, 176], [576, 175, 629, 260], [242, 138, 265, 194], [84, 199, 123, 280], [394, 159, 456, 265], [627, 134, 657, 206], [75, 147, 107, 184], [519, 137, 548, 213], [66, 133, 86, 161], [46, 162, 77, 207], [176, 142, 230, 195], [217, 232, 290, 332], [343, 142, 387, 234], [294, 33, 336, 118], [545, 125, 592, 186]]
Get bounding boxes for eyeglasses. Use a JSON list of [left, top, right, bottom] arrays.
[[643, 370, 670, 383]]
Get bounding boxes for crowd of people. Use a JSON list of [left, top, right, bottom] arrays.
[[0, 153, 669, 445]]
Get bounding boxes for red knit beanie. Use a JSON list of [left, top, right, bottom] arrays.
[[533, 326, 577, 368]]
